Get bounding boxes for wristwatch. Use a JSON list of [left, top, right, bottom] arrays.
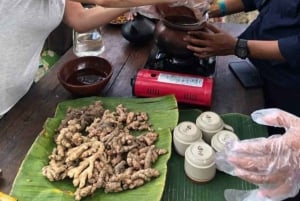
[[234, 38, 249, 59]]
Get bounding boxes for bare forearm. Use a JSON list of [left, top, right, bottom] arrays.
[[247, 40, 285, 61], [70, 0, 175, 7], [185, 23, 285, 61], [64, 3, 129, 32], [209, 0, 245, 18]]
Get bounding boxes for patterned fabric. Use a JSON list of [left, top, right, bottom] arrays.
[[35, 50, 61, 82]]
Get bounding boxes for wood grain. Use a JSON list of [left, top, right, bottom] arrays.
[[0, 23, 263, 194]]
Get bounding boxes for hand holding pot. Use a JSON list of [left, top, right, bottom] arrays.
[[184, 23, 237, 58]]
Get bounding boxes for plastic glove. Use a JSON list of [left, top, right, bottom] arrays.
[[170, 0, 212, 21], [215, 108, 300, 201], [170, 0, 212, 8]]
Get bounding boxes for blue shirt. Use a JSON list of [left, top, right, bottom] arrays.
[[240, 0, 300, 88]]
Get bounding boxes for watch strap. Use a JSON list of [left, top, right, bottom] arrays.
[[235, 38, 249, 59]]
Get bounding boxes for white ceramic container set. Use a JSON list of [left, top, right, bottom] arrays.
[[172, 111, 239, 183], [196, 111, 234, 145]]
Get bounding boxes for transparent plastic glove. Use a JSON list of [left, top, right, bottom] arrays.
[[170, 0, 212, 8], [169, 0, 211, 22], [215, 108, 300, 201]]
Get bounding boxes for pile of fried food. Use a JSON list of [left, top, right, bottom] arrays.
[[42, 101, 167, 201], [110, 14, 128, 24]]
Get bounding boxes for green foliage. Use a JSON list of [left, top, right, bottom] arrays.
[[10, 96, 268, 201], [10, 96, 178, 201], [161, 109, 268, 201]]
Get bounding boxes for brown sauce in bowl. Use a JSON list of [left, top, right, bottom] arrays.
[[67, 68, 107, 85]]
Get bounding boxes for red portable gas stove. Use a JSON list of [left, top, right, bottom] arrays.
[[131, 4, 215, 107], [131, 46, 215, 107]]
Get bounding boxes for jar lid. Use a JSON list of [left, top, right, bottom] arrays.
[[196, 111, 224, 132], [173, 121, 202, 143], [185, 141, 215, 167], [211, 130, 239, 152]]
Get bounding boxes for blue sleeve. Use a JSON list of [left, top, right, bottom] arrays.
[[241, 0, 261, 12], [278, 35, 300, 68]]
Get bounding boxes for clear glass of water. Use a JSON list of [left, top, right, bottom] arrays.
[[73, 27, 105, 57]]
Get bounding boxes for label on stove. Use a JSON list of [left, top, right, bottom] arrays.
[[157, 73, 204, 87]]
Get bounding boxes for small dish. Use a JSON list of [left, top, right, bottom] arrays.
[[57, 56, 112, 96], [184, 141, 216, 182], [110, 14, 129, 25], [173, 121, 202, 156]]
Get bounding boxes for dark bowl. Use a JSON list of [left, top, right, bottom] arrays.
[[57, 56, 113, 96]]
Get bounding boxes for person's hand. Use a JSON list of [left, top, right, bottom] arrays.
[[215, 108, 300, 201], [183, 22, 237, 58]]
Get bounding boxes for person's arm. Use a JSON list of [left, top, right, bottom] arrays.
[[278, 36, 300, 67], [209, 0, 245, 18], [70, 0, 176, 7], [247, 40, 285, 61], [184, 23, 285, 61], [63, 2, 130, 33]]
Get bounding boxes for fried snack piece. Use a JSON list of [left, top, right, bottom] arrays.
[[110, 15, 128, 24]]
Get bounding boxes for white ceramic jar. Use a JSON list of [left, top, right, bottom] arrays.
[[196, 111, 234, 144], [184, 141, 216, 182], [173, 121, 202, 156], [211, 130, 239, 152]]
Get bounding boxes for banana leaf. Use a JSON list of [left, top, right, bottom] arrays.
[[11, 95, 268, 201], [162, 109, 268, 201], [10, 95, 179, 201]]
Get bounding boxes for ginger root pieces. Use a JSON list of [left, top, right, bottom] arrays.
[[42, 101, 167, 201]]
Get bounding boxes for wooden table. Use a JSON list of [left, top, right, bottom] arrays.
[[0, 22, 263, 194]]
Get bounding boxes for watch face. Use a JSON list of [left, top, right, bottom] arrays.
[[236, 39, 249, 59], [238, 48, 248, 58]]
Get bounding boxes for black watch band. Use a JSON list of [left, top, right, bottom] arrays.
[[234, 38, 249, 59]]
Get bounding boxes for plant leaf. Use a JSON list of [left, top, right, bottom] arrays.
[[161, 109, 268, 201], [10, 95, 178, 201]]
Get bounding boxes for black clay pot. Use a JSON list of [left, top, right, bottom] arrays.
[[121, 14, 155, 44]]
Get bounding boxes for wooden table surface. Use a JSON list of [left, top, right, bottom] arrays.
[[0, 22, 263, 194]]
